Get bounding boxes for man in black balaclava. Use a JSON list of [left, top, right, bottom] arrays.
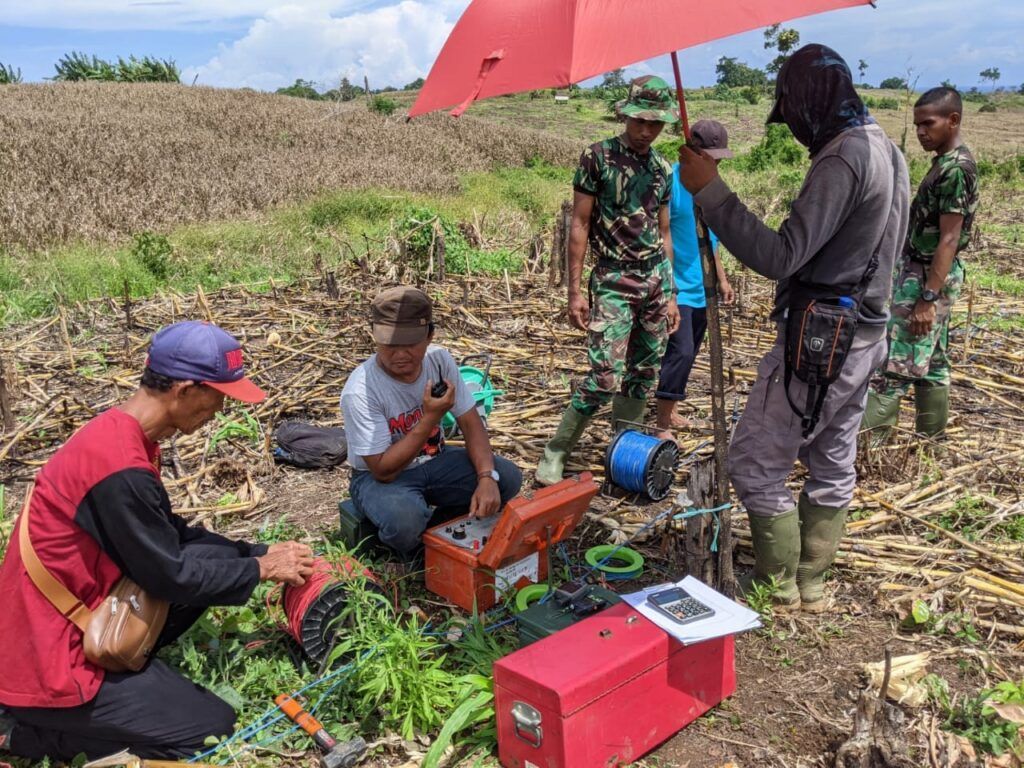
[[676, 44, 910, 613]]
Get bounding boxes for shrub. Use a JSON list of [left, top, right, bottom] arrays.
[[0, 62, 22, 84], [276, 79, 321, 100], [739, 123, 805, 172], [397, 206, 521, 276], [368, 95, 397, 116], [131, 231, 173, 279], [979, 102, 998, 113], [53, 52, 180, 83], [864, 95, 899, 110], [879, 76, 908, 90], [741, 86, 761, 105]]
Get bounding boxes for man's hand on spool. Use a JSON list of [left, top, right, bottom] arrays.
[[258, 541, 314, 586]]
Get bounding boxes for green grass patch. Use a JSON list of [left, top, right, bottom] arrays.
[[971, 269, 1024, 297], [929, 494, 1024, 542], [0, 162, 575, 327]]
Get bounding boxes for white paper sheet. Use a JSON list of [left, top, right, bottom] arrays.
[[622, 575, 761, 645]]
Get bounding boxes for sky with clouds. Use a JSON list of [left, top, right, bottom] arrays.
[[1, 0, 1021, 94]]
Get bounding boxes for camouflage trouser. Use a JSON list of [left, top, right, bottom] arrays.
[[571, 260, 672, 415], [872, 257, 965, 396]]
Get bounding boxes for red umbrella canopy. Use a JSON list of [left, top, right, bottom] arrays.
[[409, 0, 873, 118]]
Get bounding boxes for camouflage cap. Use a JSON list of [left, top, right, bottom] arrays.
[[617, 75, 679, 124]]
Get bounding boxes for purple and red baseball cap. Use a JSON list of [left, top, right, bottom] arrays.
[[147, 321, 266, 403]]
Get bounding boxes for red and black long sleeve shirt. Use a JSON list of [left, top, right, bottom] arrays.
[[0, 408, 265, 708]]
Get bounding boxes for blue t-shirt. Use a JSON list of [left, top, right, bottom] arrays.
[[669, 163, 718, 308]]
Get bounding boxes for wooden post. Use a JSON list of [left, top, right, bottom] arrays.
[[0, 358, 16, 434], [558, 199, 572, 288], [549, 202, 568, 287], [671, 50, 733, 595], [436, 228, 446, 282]]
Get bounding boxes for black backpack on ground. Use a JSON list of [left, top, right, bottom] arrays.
[[273, 421, 347, 469]]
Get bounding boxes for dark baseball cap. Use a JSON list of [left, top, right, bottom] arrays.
[[691, 119, 733, 159], [146, 321, 266, 403], [370, 286, 433, 345]]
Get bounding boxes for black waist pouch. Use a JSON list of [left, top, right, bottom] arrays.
[[784, 294, 859, 438]]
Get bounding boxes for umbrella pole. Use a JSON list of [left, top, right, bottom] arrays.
[[670, 51, 734, 595]]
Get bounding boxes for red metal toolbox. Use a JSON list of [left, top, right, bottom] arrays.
[[423, 473, 598, 612], [493, 602, 736, 768]]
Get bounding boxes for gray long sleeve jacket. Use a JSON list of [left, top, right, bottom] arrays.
[[694, 123, 910, 341]]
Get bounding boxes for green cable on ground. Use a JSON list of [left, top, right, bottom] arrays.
[[584, 545, 644, 580], [515, 583, 552, 612]]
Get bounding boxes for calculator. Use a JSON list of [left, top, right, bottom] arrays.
[[646, 586, 715, 625]]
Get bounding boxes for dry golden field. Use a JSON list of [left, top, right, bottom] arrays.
[[0, 82, 578, 249]]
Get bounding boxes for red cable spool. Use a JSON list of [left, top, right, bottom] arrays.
[[281, 555, 376, 665]]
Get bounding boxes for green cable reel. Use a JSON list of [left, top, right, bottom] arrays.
[[442, 353, 504, 437]]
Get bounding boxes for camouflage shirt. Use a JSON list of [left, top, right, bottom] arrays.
[[573, 136, 672, 263], [905, 144, 978, 263]]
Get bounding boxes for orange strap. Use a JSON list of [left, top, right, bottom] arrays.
[[17, 483, 94, 631]]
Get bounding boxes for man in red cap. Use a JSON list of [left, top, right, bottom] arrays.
[[0, 321, 314, 761]]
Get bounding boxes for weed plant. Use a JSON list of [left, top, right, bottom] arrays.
[[156, 531, 516, 764], [926, 675, 1024, 759]]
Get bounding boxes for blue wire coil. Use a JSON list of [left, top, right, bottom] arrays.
[[605, 429, 679, 501]]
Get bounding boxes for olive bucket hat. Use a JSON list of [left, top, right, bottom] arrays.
[[616, 75, 679, 124]]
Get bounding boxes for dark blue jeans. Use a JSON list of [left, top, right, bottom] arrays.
[[656, 305, 708, 401], [349, 448, 523, 555]]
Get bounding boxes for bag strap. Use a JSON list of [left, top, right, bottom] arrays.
[[18, 483, 93, 631]]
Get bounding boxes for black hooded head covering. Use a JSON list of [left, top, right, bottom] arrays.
[[767, 43, 873, 157]]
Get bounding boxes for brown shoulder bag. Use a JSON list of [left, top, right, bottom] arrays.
[[18, 484, 169, 673]]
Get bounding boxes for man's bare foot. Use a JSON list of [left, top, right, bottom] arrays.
[[653, 428, 676, 442], [669, 412, 695, 429]]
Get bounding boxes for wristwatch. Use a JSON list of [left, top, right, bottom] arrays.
[[921, 288, 940, 303], [478, 469, 500, 483]]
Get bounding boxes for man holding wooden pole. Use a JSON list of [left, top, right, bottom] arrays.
[[677, 45, 909, 611]]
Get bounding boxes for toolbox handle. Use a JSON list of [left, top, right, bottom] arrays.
[[511, 701, 543, 748]]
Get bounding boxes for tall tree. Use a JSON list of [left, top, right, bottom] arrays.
[[858, 59, 868, 82], [979, 67, 1001, 88], [763, 23, 800, 76], [715, 57, 767, 88], [600, 68, 626, 89]]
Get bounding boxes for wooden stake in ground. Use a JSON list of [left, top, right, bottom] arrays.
[[669, 50, 733, 594], [0, 357, 16, 434]]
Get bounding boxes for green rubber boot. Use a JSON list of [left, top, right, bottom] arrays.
[[796, 494, 847, 613], [861, 389, 902, 443], [746, 509, 801, 610], [535, 405, 593, 486], [611, 394, 646, 432], [915, 384, 950, 437]]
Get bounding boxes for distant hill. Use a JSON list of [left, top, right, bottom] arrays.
[[0, 82, 579, 249]]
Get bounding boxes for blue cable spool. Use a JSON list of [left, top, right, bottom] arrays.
[[605, 429, 679, 501]]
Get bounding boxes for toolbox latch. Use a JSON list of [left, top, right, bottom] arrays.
[[511, 701, 543, 748]]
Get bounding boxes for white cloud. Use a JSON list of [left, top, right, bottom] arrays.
[[184, 1, 454, 90]]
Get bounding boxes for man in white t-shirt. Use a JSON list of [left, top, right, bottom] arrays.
[[340, 286, 523, 558]]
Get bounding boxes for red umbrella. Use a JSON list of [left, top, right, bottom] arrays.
[[409, 0, 874, 122], [409, 0, 876, 594]]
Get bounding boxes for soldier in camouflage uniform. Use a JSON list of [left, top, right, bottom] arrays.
[[535, 75, 680, 486], [864, 87, 979, 439]]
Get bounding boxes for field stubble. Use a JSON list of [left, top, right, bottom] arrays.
[[0, 82, 578, 249]]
